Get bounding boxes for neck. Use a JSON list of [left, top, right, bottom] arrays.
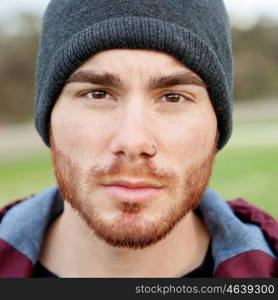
[[39, 201, 210, 277]]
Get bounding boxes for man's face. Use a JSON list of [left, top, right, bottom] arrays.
[[50, 49, 218, 250]]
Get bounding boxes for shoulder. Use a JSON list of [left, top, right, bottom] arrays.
[[0, 187, 62, 277], [200, 190, 278, 277], [0, 195, 34, 221], [228, 198, 278, 256]]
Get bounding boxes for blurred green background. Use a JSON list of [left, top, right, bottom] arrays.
[[0, 1, 277, 219]]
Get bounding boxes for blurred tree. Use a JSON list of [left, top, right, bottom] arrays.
[[232, 19, 278, 101], [0, 13, 40, 124]]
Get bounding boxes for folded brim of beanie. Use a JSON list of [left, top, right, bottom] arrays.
[[36, 17, 232, 149]]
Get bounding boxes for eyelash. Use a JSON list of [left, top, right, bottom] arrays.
[[80, 89, 192, 105], [160, 93, 192, 105], [84, 90, 115, 101]]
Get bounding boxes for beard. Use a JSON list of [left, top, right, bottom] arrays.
[[50, 133, 217, 250]]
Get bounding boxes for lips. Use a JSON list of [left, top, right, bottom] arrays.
[[101, 180, 163, 203]]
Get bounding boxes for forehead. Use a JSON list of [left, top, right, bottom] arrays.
[[77, 48, 195, 76], [71, 49, 206, 89], [67, 49, 206, 90]]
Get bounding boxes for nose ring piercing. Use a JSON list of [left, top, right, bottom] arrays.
[[150, 145, 157, 157]]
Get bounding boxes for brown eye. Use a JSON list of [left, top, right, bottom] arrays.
[[164, 93, 185, 103], [87, 90, 107, 99]]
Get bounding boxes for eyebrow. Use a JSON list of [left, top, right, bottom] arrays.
[[66, 70, 207, 89], [149, 71, 207, 89], [66, 70, 122, 87]]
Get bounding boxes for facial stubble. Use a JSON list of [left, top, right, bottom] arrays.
[[50, 134, 217, 250]]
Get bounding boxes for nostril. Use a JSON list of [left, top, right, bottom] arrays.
[[111, 141, 157, 160]]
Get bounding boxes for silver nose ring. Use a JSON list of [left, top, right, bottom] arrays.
[[150, 144, 157, 157]]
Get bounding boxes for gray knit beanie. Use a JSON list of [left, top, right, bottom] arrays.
[[35, 0, 233, 149]]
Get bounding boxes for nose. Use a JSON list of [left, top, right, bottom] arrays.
[[110, 105, 157, 161]]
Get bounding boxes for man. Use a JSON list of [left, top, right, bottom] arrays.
[[0, 0, 277, 278]]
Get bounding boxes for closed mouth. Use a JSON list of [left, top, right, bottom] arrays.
[[101, 179, 163, 203]]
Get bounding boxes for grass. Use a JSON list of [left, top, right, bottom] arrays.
[[210, 145, 278, 218], [0, 151, 55, 203], [0, 144, 277, 219]]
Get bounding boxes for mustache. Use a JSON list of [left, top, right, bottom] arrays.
[[50, 131, 178, 185], [87, 157, 177, 183]]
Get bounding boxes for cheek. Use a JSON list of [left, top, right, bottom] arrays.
[[51, 103, 111, 164], [159, 111, 217, 164]]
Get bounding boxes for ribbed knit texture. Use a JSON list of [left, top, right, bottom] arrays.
[[36, 0, 233, 149]]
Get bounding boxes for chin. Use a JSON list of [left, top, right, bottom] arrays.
[[98, 202, 157, 231], [81, 201, 186, 250]]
